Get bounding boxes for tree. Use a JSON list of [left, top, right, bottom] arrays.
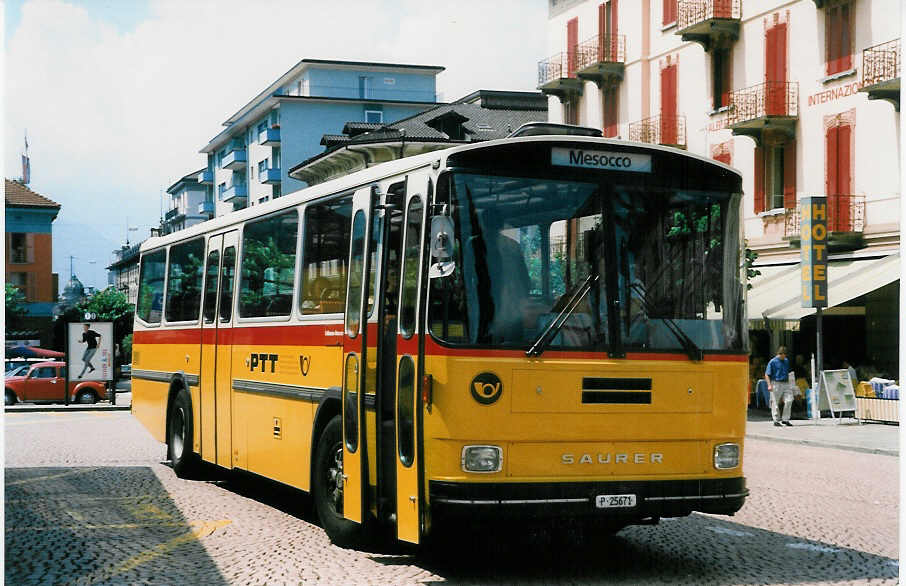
[[5, 284, 28, 331]]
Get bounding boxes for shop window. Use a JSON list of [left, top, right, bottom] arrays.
[[712, 48, 732, 110], [826, 1, 853, 76]]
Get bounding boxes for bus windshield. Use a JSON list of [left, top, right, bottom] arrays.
[[428, 171, 745, 354]]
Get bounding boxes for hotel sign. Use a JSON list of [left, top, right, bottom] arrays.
[[800, 196, 828, 308]]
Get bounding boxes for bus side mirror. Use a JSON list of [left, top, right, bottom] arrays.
[[428, 216, 455, 279]]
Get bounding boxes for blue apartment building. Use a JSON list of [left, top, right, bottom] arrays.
[[198, 59, 443, 217]]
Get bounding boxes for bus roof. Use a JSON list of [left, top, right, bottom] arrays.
[[141, 136, 741, 253]]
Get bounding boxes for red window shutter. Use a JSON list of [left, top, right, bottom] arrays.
[[840, 3, 852, 71], [836, 124, 852, 231], [603, 88, 618, 137], [714, 0, 732, 19], [610, 0, 619, 60], [598, 3, 606, 61], [765, 23, 787, 115], [754, 146, 765, 214], [663, 0, 676, 25], [567, 18, 578, 77], [660, 65, 677, 144], [827, 6, 842, 74], [783, 139, 796, 209], [825, 125, 839, 196]]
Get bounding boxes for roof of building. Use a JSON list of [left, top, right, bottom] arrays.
[[166, 168, 206, 194], [4, 179, 61, 210], [288, 93, 548, 184]]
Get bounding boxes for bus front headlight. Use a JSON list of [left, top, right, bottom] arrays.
[[462, 445, 502, 473], [713, 443, 740, 469]]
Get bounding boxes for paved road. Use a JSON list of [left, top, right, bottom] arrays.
[[5, 411, 899, 584]]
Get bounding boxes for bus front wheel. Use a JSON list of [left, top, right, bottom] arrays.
[[313, 416, 363, 547], [168, 388, 200, 478]]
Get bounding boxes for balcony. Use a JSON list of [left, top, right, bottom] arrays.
[[197, 169, 214, 185], [164, 207, 183, 222], [537, 52, 583, 98], [675, 0, 740, 51], [783, 195, 866, 250], [726, 81, 798, 144], [198, 201, 214, 216], [259, 127, 281, 146], [574, 34, 625, 89], [260, 167, 281, 184], [860, 39, 900, 111], [627, 115, 686, 148], [221, 147, 247, 171], [221, 184, 247, 203]]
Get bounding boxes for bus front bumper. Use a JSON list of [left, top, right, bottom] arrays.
[[429, 477, 747, 520]]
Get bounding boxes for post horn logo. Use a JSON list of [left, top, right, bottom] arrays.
[[471, 372, 503, 405]]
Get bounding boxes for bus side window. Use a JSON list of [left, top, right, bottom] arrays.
[[219, 247, 236, 323], [239, 211, 299, 318], [165, 238, 205, 323], [137, 249, 166, 324], [203, 250, 220, 324], [300, 195, 353, 315], [346, 211, 366, 337]]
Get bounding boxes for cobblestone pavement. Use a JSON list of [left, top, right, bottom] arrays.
[[5, 412, 899, 584]]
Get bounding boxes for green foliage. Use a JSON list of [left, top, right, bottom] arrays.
[[121, 334, 133, 361], [5, 284, 28, 330], [79, 287, 132, 321]]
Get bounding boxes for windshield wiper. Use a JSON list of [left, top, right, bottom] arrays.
[[526, 274, 599, 357], [629, 283, 703, 361]]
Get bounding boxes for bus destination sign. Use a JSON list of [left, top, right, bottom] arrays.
[[551, 147, 652, 173]]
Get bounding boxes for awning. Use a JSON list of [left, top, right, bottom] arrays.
[[747, 253, 900, 322]]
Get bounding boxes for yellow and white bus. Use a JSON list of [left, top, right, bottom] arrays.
[[132, 127, 749, 546]]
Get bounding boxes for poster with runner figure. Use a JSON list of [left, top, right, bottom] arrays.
[[67, 322, 114, 382]]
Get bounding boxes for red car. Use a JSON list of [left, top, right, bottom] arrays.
[[4, 361, 108, 405]]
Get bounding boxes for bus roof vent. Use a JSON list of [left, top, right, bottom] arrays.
[[507, 122, 603, 139]]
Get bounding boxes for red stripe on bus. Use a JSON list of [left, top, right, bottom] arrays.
[[135, 324, 345, 346]]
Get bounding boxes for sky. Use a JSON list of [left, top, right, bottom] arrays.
[[4, 0, 549, 290]]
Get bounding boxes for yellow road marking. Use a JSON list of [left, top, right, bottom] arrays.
[[6, 467, 98, 486], [79, 519, 231, 584], [125, 502, 174, 521]]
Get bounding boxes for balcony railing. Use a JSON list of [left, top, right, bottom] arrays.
[[221, 184, 248, 202], [784, 195, 866, 238], [164, 207, 182, 221], [259, 127, 280, 146], [198, 201, 214, 216], [197, 169, 214, 185], [538, 52, 576, 87], [862, 39, 900, 88], [575, 34, 626, 70], [222, 147, 247, 171], [628, 115, 686, 147], [726, 81, 799, 125], [260, 168, 281, 184], [677, 0, 740, 30]]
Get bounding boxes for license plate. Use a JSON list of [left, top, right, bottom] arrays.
[[595, 494, 636, 508]]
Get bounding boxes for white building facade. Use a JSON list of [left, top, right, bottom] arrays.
[[542, 0, 900, 375]]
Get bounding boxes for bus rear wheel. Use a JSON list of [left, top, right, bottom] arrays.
[[313, 416, 363, 548], [168, 388, 200, 478]]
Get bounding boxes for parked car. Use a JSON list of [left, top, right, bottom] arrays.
[[5, 361, 107, 405], [5, 364, 31, 378]]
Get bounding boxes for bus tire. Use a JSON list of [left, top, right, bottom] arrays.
[[313, 416, 363, 548], [168, 388, 200, 478]]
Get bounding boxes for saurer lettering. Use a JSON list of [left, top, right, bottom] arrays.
[[561, 452, 664, 464]]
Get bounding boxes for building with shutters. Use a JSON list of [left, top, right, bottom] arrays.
[[5, 179, 61, 346], [541, 0, 900, 377]]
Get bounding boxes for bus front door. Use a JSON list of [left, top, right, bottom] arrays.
[[341, 186, 377, 525], [199, 234, 222, 463], [392, 173, 429, 544]]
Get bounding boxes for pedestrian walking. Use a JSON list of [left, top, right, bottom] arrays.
[[765, 345, 794, 427], [78, 324, 102, 378]]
